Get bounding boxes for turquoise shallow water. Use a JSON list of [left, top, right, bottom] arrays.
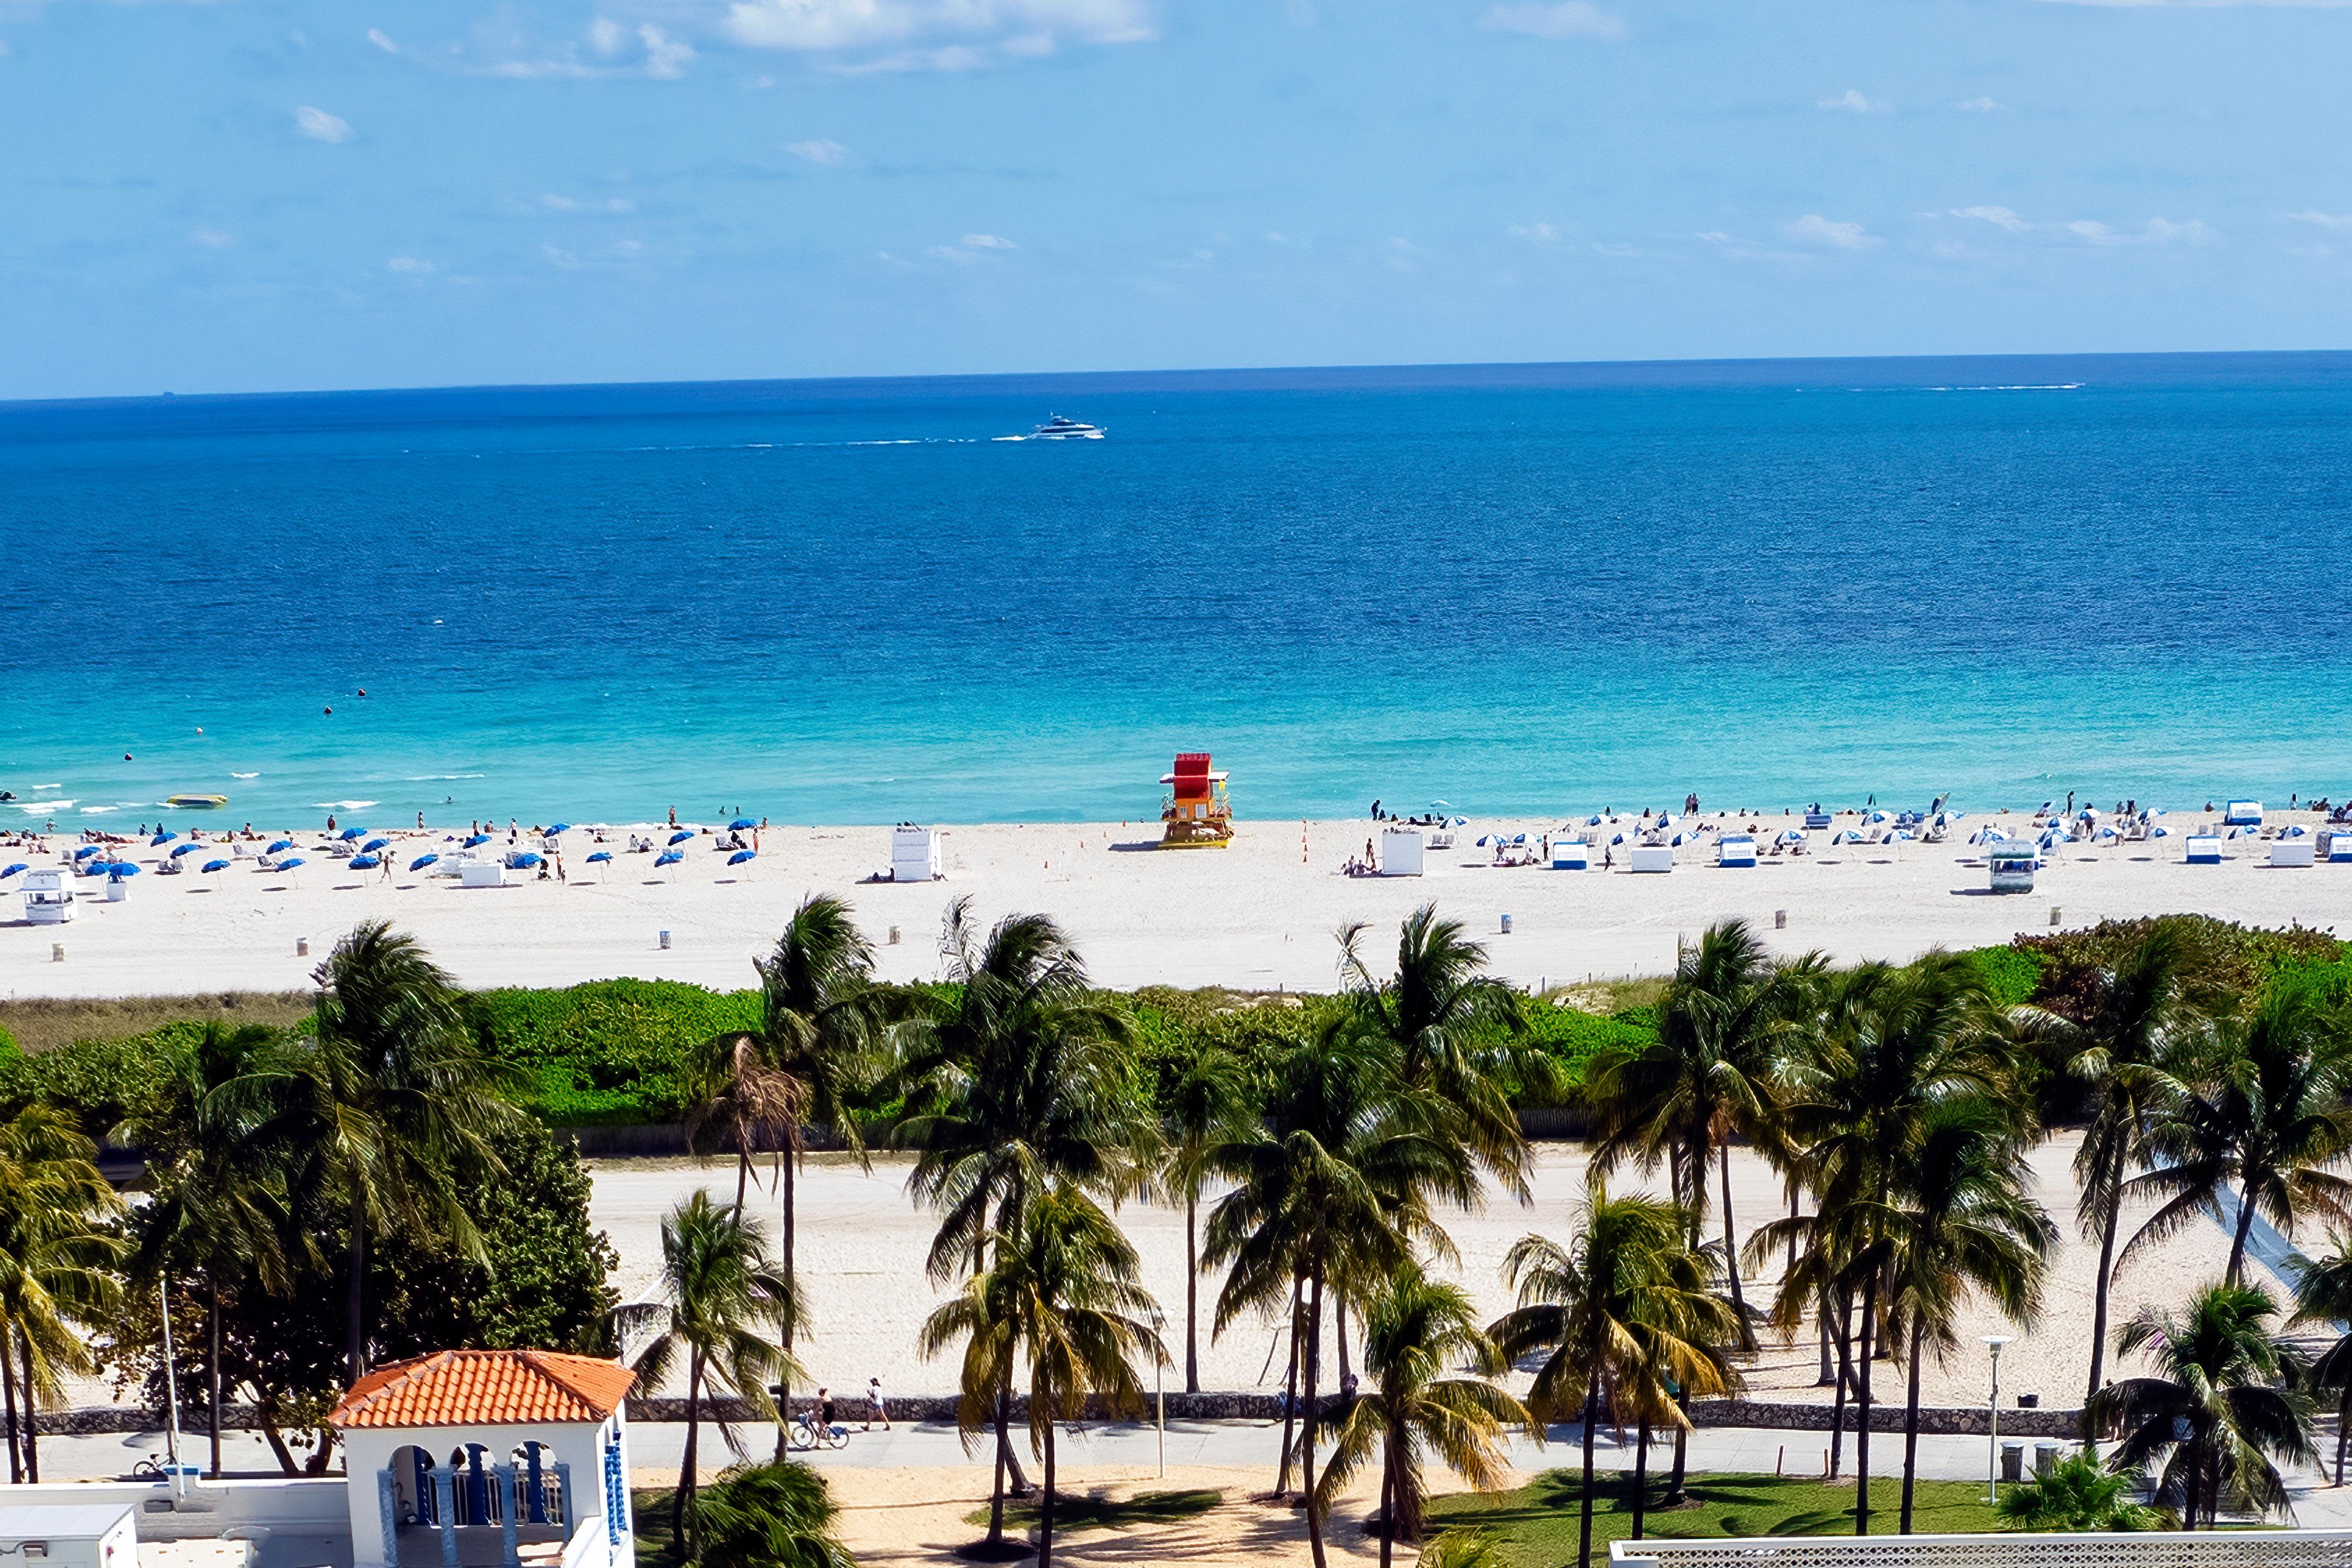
[[3, 353, 2349, 831]]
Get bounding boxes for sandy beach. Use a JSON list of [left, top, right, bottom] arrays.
[[5, 810, 2347, 999]]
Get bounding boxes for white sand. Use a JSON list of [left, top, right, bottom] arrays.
[[5, 811, 2346, 998], [592, 1138, 2278, 1413]]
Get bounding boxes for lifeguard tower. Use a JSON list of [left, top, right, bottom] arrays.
[[1159, 753, 1233, 848]]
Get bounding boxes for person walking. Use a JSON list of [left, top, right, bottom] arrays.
[[866, 1378, 889, 1431]]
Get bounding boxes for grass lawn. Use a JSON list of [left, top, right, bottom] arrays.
[[958, 1488, 1225, 1536], [1426, 1471, 2003, 1564], [632, 1489, 682, 1567]]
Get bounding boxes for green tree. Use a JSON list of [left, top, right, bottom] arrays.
[[902, 898, 1156, 1513], [1588, 918, 1823, 1353], [117, 1022, 299, 1477], [1205, 1027, 1473, 1568], [1156, 1035, 1253, 1394], [2092, 1282, 2315, 1529], [611, 1191, 800, 1547], [1313, 1263, 1530, 1568], [687, 1458, 857, 1568], [0, 1105, 124, 1483], [923, 1184, 1161, 1568], [1486, 1185, 1739, 1568], [2012, 917, 2195, 1431], [1993, 1450, 2168, 1532], [272, 921, 522, 1383], [2125, 981, 2352, 1285], [2286, 1237, 2352, 1486]]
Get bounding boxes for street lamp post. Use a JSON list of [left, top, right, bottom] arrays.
[[1984, 1335, 2012, 1504]]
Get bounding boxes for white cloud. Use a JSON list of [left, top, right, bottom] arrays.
[[1955, 204, 2030, 232], [639, 24, 693, 76], [1786, 214, 1878, 249], [1481, 2, 1626, 40], [591, 18, 627, 53], [294, 105, 352, 143], [536, 193, 637, 213], [1817, 89, 1885, 113], [386, 256, 435, 273], [365, 27, 398, 53], [961, 233, 1016, 249], [2289, 210, 2352, 230], [1956, 96, 2000, 112], [190, 227, 234, 248], [2065, 216, 2212, 245], [785, 137, 850, 164], [725, 0, 1154, 71], [1507, 222, 1560, 240]]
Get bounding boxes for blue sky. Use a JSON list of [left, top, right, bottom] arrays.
[[4, 0, 2351, 398]]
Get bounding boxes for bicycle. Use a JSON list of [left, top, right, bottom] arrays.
[[790, 1412, 850, 1451], [128, 1454, 168, 1480]]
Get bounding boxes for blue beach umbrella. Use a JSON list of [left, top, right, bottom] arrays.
[[110, 861, 140, 878], [171, 842, 203, 857], [655, 850, 684, 868], [409, 853, 440, 871], [1587, 815, 1602, 826], [728, 849, 756, 866], [729, 818, 756, 831], [153, 832, 177, 846], [464, 834, 491, 847], [1, 863, 26, 880], [268, 839, 293, 854], [586, 851, 613, 863], [201, 859, 229, 874], [548, 822, 572, 835], [74, 845, 103, 860], [349, 855, 379, 870], [362, 837, 390, 852], [340, 827, 366, 841], [667, 830, 694, 846], [278, 857, 306, 871]]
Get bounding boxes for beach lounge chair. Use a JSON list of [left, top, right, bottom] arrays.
[[1803, 810, 1832, 831]]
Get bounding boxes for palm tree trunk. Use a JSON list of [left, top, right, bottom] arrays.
[[2084, 1188, 2120, 1447], [1828, 1287, 1853, 1480], [1787, 1178, 1801, 1272], [734, 1142, 751, 1214], [777, 1153, 797, 1460], [1336, 1301, 1352, 1385], [1275, 1269, 1304, 1495], [986, 1366, 1009, 1547], [1665, 1398, 1688, 1506], [1389, 1416, 1419, 1542], [674, 1348, 702, 1546], [1185, 1189, 1200, 1394], [1302, 1261, 1329, 1568], [1631, 1416, 1651, 1540], [1378, 1454, 1395, 1568], [18, 1331, 38, 1482], [1576, 1367, 1600, 1568], [345, 1196, 368, 1386], [2, 1329, 21, 1485], [2227, 1178, 2258, 1284], [1720, 1145, 1755, 1351], [1899, 1315, 1924, 1534], [1853, 1283, 1877, 1536], [1040, 1408, 1058, 1568], [1816, 1289, 1835, 1386], [208, 1281, 225, 1478], [2336, 1378, 2349, 1486]]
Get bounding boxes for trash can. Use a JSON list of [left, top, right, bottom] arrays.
[[2000, 1442, 2024, 1482], [2034, 1442, 2065, 1477]]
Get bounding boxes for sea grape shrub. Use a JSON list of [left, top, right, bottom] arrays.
[[464, 978, 763, 1125]]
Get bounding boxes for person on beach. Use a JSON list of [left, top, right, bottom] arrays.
[[668, 806, 677, 827], [867, 1378, 889, 1430]]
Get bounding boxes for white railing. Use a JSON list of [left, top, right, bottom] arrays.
[[1611, 1530, 2352, 1567]]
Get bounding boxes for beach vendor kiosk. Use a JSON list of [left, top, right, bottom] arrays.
[[1988, 843, 2036, 894], [1160, 752, 1234, 847]]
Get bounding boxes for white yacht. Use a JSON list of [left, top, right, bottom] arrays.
[[1030, 414, 1105, 440]]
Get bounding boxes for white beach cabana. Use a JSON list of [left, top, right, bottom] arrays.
[[1988, 845, 2037, 894], [20, 867, 76, 924], [1628, 844, 1675, 873], [891, 825, 941, 883], [1379, 827, 1425, 876], [2186, 835, 2223, 865], [1716, 835, 1758, 868], [2271, 839, 2317, 868], [2224, 800, 2264, 826], [1548, 836, 1589, 871]]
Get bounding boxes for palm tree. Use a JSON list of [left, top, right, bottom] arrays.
[[900, 899, 1156, 1514], [278, 920, 521, 1383], [1205, 1026, 1474, 1568], [118, 1022, 301, 1477], [2124, 980, 2352, 1285], [689, 1458, 856, 1568], [685, 1035, 800, 1217], [1315, 1262, 1531, 1568], [1157, 1035, 1254, 1394], [0, 1106, 125, 1484], [2093, 1281, 2314, 1528], [1338, 904, 1546, 1194], [2012, 917, 2194, 1433], [610, 1190, 800, 1547], [1763, 953, 2017, 1534], [1588, 919, 1823, 1353], [924, 1184, 1161, 1568], [1487, 1185, 1740, 1568], [2286, 1238, 2352, 1486], [1877, 1100, 2053, 1533], [1993, 1450, 2167, 1531]]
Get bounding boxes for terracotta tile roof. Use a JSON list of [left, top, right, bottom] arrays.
[[329, 1350, 636, 1430]]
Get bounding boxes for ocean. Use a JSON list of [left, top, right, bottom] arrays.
[[5, 353, 2350, 832]]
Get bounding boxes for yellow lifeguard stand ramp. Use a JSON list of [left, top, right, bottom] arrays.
[[1160, 752, 1233, 847]]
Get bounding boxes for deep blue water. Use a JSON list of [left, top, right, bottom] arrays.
[[4, 353, 2350, 831]]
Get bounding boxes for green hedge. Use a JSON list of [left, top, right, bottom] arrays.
[[1523, 1002, 1658, 1093], [464, 980, 763, 1125]]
